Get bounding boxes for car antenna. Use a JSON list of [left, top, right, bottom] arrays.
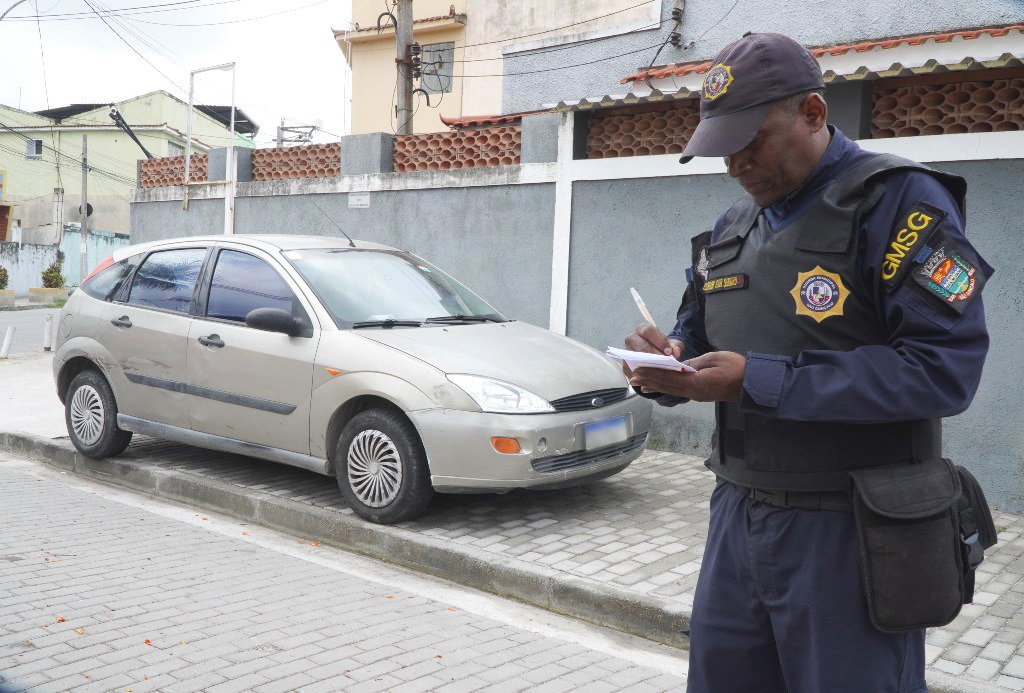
[[310, 198, 356, 247]]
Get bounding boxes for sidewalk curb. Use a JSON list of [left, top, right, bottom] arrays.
[[0, 431, 691, 649]]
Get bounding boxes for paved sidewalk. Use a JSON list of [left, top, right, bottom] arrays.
[[0, 457, 687, 692], [0, 308, 61, 356]]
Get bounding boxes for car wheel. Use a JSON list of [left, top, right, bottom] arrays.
[[65, 370, 132, 458], [334, 408, 433, 524]]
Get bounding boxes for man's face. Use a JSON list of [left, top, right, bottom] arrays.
[[724, 99, 822, 208]]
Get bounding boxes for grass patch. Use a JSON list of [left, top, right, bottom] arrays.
[[49, 299, 67, 308]]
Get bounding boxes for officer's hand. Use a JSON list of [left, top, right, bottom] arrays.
[[622, 323, 684, 379], [629, 351, 747, 402]]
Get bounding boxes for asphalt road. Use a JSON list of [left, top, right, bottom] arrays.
[[0, 309, 61, 356]]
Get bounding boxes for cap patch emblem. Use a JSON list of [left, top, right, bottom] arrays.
[[703, 64, 734, 101], [791, 266, 848, 323]]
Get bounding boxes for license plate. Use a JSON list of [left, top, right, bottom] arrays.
[[584, 416, 628, 451]]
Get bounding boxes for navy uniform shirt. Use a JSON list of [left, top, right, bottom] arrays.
[[657, 127, 992, 422]]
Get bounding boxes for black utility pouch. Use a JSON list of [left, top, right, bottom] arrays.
[[954, 465, 999, 603], [850, 458, 964, 633]]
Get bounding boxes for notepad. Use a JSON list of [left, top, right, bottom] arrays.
[[605, 347, 698, 373]]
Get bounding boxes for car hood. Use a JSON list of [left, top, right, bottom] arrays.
[[356, 321, 628, 402]]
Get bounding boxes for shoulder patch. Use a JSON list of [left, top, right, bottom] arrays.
[[880, 202, 945, 292], [910, 235, 987, 315]]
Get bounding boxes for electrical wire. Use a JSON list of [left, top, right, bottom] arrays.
[[445, 41, 671, 79], [354, 0, 659, 54], [441, 22, 662, 64], [5, 0, 241, 21], [82, 0, 188, 95], [33, 0, 63, 192], [123, 0, 328, 27]]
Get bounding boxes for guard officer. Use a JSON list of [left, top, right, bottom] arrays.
[[625, 33, 992, 692]]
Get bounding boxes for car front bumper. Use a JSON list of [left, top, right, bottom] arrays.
[[408, 395, 653, 492]]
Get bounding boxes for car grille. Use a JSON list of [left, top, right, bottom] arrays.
[[531, 433, 648, 474], [550, 388, 630, 413]]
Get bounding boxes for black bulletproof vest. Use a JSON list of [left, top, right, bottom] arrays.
[[703, 153, 967, 492]]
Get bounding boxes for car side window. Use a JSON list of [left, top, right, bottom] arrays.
[[126, 248, 206, 313], [206, 250, 309, 327], [80, 254, 142, 302]]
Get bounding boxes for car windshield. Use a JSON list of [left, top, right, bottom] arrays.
[[284, 248, 506, 327]]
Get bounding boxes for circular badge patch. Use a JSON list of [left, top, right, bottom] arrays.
[[703, 64, 734, 101], [790, 266, 849, 323], [801, 275, 839, 312]]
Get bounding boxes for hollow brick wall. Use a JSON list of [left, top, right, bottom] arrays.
[[139, 154, 208, 188], [393, 126, 522, 173], [252, 143, 341, 181], [586, 100, 700, 159], [872, 76, 1024, 138]]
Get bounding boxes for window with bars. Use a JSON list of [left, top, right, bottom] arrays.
[[25, 139, 43, 159]]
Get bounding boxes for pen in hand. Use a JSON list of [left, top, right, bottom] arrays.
[[630, 287, 658, 331], [630, 287, 675, 357]]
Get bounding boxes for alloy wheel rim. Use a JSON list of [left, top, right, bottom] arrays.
[[347, 429, 403, 508], [70, 385, 104, 446]]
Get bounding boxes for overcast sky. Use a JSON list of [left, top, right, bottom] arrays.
[[1, 0, 353, 145]]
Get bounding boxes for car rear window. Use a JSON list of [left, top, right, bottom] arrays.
[[127, 248, 206, 313], [79, 254, 142, 302]]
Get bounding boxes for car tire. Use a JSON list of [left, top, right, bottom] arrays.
[[334, 407, 433, 524], [65, 370, 133, 458]]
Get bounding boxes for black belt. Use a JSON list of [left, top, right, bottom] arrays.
[[745, 487, 853, 512]]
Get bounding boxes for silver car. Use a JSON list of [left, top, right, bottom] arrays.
[[53, 235, 652, 523]]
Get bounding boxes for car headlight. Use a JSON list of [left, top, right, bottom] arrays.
[[446, 374, 555, 414]]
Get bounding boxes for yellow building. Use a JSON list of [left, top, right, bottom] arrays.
[[0, 90, 257, 238], [337, 0, 661, 134]]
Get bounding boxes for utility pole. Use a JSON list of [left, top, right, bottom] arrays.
[[80, 135, 88, 283], [394, 0, 414, 134], [277, 118, 284, 147]]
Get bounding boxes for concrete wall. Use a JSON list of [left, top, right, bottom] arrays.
[[131, 183, 556, 329], [502, 0, 1020, 114], [0, 243, 59, 296], [567, 160, 1024, 509], [59, 228, 132, 287]]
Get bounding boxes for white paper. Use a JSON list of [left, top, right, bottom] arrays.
[[605, 347, 697, 373]]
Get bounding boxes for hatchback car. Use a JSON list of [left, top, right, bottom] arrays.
[[53, 235, 652, 523]]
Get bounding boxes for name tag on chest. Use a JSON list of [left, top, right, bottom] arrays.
[[702, 273, 748, 295]]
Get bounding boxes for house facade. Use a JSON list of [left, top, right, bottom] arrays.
[[0, 90, 257, 238], [338, 0, 657, 134]]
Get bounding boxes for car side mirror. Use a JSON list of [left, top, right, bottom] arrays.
[[245, 307, 301, 336]]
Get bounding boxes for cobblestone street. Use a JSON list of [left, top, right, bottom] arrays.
[[0, 454, 687, 692]]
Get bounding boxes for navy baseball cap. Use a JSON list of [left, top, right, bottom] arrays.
[[680, 33, 825, 163]]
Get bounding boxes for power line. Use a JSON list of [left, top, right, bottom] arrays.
[[0, 122, 139, 185], [446, 41, 671, 79], [5, 0, 240, 21], [33, 0, 63, 193], [353, 0, 660, 54], [82, 0, 188, 95], [124, 0, 328, 26]]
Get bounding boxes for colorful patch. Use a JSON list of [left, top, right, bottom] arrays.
[[703, 64, 734, 101], [880, 202, 945, 292], [702, 273, 748, 294], [912, 239, 985, 315], [790, 266, 849, 323]]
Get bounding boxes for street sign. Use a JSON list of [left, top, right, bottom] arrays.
[[78, 203, 94, 218]]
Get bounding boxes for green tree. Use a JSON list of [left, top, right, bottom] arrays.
[[0, 266, 8, 291]]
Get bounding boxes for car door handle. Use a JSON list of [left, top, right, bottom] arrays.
[[110, 316, 132, 328], [198, 334, 225, 348]]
